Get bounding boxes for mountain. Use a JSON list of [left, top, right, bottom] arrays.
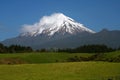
[[20, 13, 95, 37], [1, 13, 120, 49]]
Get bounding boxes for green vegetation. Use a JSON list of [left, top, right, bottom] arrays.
[[67, 51, 120, 62], [0, 51, 120, 80], [0, 50, 120, 64], [0, 43, 33, 53], [0, 43, 118, 53], [0, 52, 92, 64], [58, 44, 116, 53], [0, 62, 120, 80]]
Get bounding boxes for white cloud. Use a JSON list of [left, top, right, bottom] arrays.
[[21, 24, 38, 33], [21, 13, 67, 33]]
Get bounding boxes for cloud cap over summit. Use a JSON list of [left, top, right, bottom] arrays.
[[21, 13, 95, 36]]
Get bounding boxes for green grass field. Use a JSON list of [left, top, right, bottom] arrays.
[[0, 51, 120, 64], [0, 52, 92, 64], [0, 51, 120, 80], [0, 62, 120, 80]]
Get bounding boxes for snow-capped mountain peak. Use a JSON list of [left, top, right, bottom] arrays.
[[21, 13, 95, 36]]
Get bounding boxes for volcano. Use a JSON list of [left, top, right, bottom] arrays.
[[2, 13, 120, 49]]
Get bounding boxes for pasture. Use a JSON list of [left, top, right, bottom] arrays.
[[0, 51, 120, 80], [0, 62, 120, 80]]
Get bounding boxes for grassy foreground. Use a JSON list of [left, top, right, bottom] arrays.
[[0, 62, 120, 80], [0, 51, 120, 80]]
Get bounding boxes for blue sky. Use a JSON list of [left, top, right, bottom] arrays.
[[0, 0, 120, 41]]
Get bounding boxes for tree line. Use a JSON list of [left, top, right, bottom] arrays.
[[0, 43, 33, 53], [0, 43, 120, 53], [58, 44, 118, 53]]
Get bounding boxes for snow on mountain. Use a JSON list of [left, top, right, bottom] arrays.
[[21, 13, 95, 37]]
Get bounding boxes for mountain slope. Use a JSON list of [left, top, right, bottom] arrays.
[[37, 29, 120, 49], [2, 29, 120, 49]]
